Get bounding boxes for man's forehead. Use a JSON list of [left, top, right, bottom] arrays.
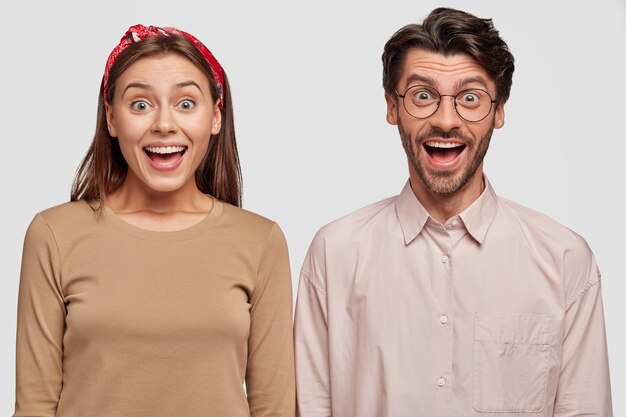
[[399, 48, 494, 89]]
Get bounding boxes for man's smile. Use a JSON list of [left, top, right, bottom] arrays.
[[423, 140, 466, 166]]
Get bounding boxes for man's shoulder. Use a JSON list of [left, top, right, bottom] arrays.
[[301, 194, 398, 277], [314, 195, 398, 243], [497, 195, 602, 299], [496, 196, 591, 254]]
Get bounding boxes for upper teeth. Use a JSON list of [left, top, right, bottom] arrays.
[[425, 141, 463, 148], [144, 146, 186, 154]]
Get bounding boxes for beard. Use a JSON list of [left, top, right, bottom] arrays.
[[398, 120, 494, 196]]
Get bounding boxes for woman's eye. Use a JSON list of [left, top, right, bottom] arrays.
[[178, 100, 195, 110], [130, 100, 150, 111]]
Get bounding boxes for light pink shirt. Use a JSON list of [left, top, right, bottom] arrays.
[[294, 179, 612, 417]]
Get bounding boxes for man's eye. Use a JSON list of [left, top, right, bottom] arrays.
[[130, 100, 150, 111], [414, 91, 433, 101], [461, 93, 478, 102], [178, 100, 195, 110]]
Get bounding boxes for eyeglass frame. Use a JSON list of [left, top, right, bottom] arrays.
[[394, 85, 499, 122]]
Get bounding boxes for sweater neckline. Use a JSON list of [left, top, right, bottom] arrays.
[[101, 197, 223, 241]]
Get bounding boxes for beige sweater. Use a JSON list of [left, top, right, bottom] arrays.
[[14, 198, 295, 417]]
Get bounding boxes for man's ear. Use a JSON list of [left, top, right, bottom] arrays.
[[494, 103, 505, 129], [385, 92, 398, 125]]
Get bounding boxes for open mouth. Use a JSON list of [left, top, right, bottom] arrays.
[[424, 141, 466, 164], [143, 145, 187, 165]]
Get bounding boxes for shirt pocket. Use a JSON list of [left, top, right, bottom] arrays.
[[473, 312, 552, 413]]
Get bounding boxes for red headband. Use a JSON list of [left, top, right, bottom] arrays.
[[103, 24, 224, 108]]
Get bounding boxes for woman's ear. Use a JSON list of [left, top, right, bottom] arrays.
[[211, 100, 222, 135], [105, 102, 118, 137]]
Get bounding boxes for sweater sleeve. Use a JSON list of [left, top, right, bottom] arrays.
[[14, 214, 65, 417], [246, 223, 295, 417]]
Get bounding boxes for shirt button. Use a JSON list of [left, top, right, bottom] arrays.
[[437, 377, 446, 387], [441, 255, 449, 264], [440, 315, 448, 324], [450, 219, 458, 227]]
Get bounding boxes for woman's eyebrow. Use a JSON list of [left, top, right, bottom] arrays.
[[122, 82, 152, 95], [175, 80, 202, 92]]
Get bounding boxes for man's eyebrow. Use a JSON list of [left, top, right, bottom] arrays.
[[402, 74, 491, 93], [455, 76, 490, 91], [404, 73, 438, 89]]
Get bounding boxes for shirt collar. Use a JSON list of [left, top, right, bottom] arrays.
[[395, 176, 499, 245], [458, 177, 499, 244], [395, 180, 431, 245]]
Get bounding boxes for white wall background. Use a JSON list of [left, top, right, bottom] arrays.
[[1, 0, 624, 414]]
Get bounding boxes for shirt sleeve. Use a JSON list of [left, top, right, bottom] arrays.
[[294, 238, 331, 417], [246, 223, 295, 417], [553, 256, 612, 416], [14, 214, 65, 417]]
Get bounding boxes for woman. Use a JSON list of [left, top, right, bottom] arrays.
[[14, 24, 294, 417]]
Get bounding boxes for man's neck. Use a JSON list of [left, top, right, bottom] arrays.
[[408, 173, 485, 224]]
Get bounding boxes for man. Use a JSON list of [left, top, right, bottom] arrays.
[[294, 7, 612, 417]]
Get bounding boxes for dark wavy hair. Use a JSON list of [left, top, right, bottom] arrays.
[[382, 7, 515, 104], [71, 34, 242, 207]]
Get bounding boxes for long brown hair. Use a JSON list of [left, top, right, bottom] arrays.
[[71, 34, 242, 207]]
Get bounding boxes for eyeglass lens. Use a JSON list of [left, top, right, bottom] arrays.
[[402, 85, 494, 122]]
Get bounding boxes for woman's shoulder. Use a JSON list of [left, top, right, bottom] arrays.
[[38, 199, 96, 220], [33, 200, 99, 231], [219, 201, 283, 238], [22, 200, 99, 247]]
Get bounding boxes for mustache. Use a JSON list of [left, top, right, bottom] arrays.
[[415, 128, 472, 143]]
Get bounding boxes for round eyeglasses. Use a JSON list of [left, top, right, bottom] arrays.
[[395, 85, 498, 122]]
